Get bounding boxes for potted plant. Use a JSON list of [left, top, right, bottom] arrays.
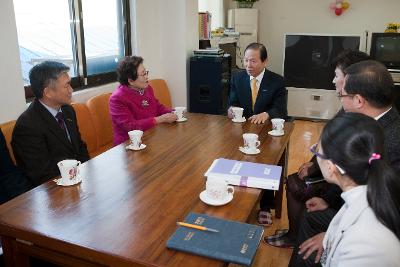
[[234, 0, 259, 9], [385, 23, 400, 33]]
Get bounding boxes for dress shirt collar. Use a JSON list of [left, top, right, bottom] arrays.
[[250, 68, 266, 85], [39, 100, 62, 118], [374, 107, 392, 121]]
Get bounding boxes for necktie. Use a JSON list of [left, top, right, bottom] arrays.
[[55, 112, 66, 131], [251, 78, 258, 110]]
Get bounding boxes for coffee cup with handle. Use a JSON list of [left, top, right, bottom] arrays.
[[128, 130, 143, 149], [205, 178, 234, 202], [57, 159, 81, 185]]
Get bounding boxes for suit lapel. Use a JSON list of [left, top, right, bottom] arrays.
[[62, 106, 79, 153], [241, 74, 252, 112], [33, 100, 75, 153], [254, 70, 270, 113]]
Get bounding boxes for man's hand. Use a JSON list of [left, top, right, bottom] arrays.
[[227, 106, 234, 119], [249, 112, 269, 124], [155, 113, 178, 124], [299, 232, 325, 263], [298, 162, 314, 180], [306, 197, 329, 212]]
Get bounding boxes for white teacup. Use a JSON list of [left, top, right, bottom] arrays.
[[174, 107, 186, 120], [206, 178, 234, 201], [271, 118, 285, 134], [231, 107, 244, 120], [128, 130, 143, 149], [57, 159, 81, 184], [243, 133, 260, 152]]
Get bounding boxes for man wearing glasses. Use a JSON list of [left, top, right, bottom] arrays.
[[265, 50, 370, 249], [288, 60, 400, 267]]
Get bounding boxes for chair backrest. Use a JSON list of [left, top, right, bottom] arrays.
[[71, 103, 98, 157], [149, 79, 173, 108], [0, 120, 17, 164], [86, 93, 113, 154]]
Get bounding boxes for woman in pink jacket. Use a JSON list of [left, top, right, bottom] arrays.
[[110, 56, 177, 145]]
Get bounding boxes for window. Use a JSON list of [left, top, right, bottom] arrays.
[[13, 0, 131, 99], [198, 0, 224, 30]]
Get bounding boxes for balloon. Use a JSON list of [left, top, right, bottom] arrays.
[[335, 7, 343, 16], [336, 2, 342, 9], [342, 2, 350, 10], [330, 2, 337, 10]]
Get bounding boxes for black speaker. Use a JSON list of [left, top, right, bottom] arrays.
[[189, 55, 231, 115]]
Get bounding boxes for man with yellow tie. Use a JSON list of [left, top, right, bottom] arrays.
[[228, 43, 287, 124]]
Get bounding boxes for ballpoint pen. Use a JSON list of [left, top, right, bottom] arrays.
[[177, 222, 219, 233]]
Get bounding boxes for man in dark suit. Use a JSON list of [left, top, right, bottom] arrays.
[[228, 43, 287, 225], [228, 43, 287, 124], [289, 60, 400, 267], [0, 129, 33, 204], [12, 61, 89, 186]]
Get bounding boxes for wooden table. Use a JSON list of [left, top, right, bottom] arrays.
[[0, 113, 293, 267]]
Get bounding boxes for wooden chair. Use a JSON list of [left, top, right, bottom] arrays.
[[0, 120, 17, 164], [71, 103, 98, 157], [149, 79, 173, 108], [86, 93, 113, 155]]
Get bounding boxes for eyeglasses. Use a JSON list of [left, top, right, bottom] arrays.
[[310, 143, 328, 160], [310, 143, 346, 174], [337, 91, 354, 98], [138, 70, 149, 77]]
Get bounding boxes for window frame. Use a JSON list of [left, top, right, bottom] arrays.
[[22, 0, 131, 100]]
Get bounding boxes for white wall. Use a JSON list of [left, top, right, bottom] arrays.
[[226, 0, 400, 74], [135, 0, 198, 107], [0, 0, 27, 123]]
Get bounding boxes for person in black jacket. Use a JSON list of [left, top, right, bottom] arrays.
[[265, 50, 371, 248], [0, 128, 32, 204], [288, 60, 400, 267], [12, 61, 89, 186], [228, 43, 287, 124]]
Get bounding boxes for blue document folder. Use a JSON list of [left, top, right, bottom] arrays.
[[166, 212, 264, 266]]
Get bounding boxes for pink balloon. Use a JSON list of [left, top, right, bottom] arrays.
[[335, 7, 343, 16], [329, 2, 336, 10]]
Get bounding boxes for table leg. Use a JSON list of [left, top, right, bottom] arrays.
[[274, 143, 289, 219], [2, 236, 30, 267]]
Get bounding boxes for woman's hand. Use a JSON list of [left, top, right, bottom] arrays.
[[298, 162, 314, 180], [156, 113, 177, 124], [298, 232, 325, 263]]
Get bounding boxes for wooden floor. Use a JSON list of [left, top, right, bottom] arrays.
[[233, 119, 326, 267]]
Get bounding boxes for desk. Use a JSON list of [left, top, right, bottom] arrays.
[[0, 113, 293, 267]]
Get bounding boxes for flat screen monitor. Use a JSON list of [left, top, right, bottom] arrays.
[[283, 34, 361, 90], [370, 32, 400, 70]]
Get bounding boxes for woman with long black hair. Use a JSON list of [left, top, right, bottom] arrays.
[[304, 112, 400, 266]]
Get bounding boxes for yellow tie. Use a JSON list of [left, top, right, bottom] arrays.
[[251, 78, 257, 110]]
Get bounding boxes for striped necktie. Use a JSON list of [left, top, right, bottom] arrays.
[[55, 112, 66, 131], [251, 78, 258, 110]]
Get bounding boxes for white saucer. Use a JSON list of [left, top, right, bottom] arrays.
[[199, 190, 234, 206], [268, 130, 284, 137], [239, 146, 261, 155], [126, 143, 147, 151], [232, 117, 246, 123], [54, 176, 82, 186], [176, 117, 188, 122]]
